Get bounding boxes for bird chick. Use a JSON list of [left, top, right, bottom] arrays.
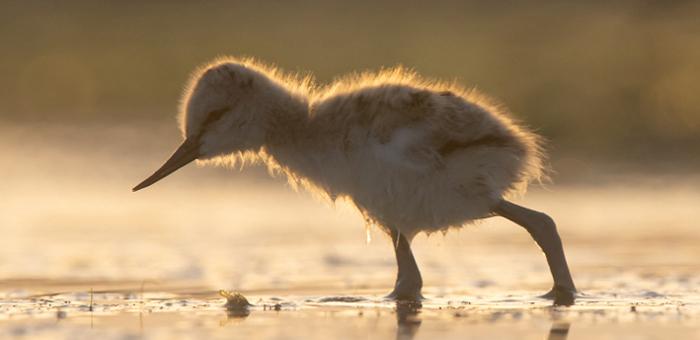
[[134, 57, 577, 305]]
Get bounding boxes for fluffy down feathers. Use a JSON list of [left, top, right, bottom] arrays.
[[184, 57, 545, 237]]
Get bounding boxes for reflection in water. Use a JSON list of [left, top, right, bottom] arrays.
[[395, 301, 422, 340], [226, 309, 251, 318], [393, 300, 570, 340], [220, 308, 250, 327], [547, 322, 571, 340]]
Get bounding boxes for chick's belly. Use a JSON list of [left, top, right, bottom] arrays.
[[349, 171, 478, 231]]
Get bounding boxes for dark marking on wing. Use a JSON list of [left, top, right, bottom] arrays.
[[438, 135, 511, 157]]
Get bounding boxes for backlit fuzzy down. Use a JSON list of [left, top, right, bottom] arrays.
[[182, 57, 545, 238]]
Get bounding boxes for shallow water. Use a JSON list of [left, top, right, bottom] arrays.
[[1, 125, 699, 338], [1, 287, 699, 339]]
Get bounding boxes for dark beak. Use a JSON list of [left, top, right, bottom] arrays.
[[132, 138, 200, 192]]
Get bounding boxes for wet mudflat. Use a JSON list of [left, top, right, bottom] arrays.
[[1, 285, 699, 339], [1, 126, 699, 339]]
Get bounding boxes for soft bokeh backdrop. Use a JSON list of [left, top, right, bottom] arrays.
[[1, 2, 700, 338], [2, 1, 699, 165]]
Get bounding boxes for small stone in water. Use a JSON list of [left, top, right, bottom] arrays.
[[219, 290, 251, 310]]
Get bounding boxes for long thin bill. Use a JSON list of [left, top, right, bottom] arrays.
[[132, 138, 200, 192]]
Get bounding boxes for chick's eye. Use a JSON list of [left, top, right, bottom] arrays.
[[203, 107, 229, 126]]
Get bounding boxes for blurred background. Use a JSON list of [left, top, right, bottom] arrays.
[[1, 1, 699, 296], [2, 1, 700, 164]]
